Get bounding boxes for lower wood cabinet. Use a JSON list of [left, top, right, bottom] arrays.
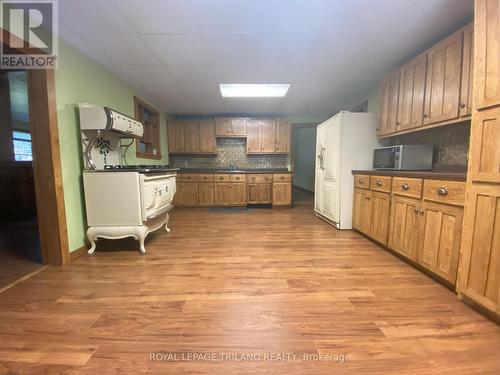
[[352, 188, 372, 235], [174, 182, 199, 207], [247, 183, 272, 204], [214, 183, 231, 206], [272, 182, 292, 206], [418, 201, 464, 284], [388, 195, 421, 261], [198, 183, 215, 206], [369, 191, 391, 244]]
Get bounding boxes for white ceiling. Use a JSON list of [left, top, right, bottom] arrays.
[[58, 0, 473, 117]]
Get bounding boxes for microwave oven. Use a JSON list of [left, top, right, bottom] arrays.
[[373, 145, 433, 170]]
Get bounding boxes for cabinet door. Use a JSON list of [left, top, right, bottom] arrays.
[[418, 202, 463, 284], [230, 118, 246, 136], [469, 107, 500, 184], [230, 183, 247, 205], [423, 30, 463, 125], [167, 120, 185, 153], [247, 184, 260, 204], [359, 190, 372, 235], [475, 0, 500, 110], [260, 119, 275, 153], [272, 183, 292, 206], [378, 71, 400, 136], [457, 183, 500, 314], [259, 184, 272, 204], [198, 183, 214, 206], [182, 182, 199, 206], [246, 119, 260, 153], [214, 183, 231, 206], [369, 191, 391, 245], [397, 53, 427, 132], [275, 119, 291, 153], [199, 119, 216, 153], [172, 181, 183, 206], [388, 196, 421, 261], [184, 120, 200, 153], [215, 118, 231, 136], [352, 188, 364, 230], [460, 23, 474, 118]]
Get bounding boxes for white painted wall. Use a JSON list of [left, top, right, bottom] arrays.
[[293, 126, 317, 192]]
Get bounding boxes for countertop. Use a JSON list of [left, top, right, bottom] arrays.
[[352, 169, 467, 182], [178, 168, 292, 174]]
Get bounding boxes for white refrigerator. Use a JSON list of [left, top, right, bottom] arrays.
[[314, 111, 380, 229]]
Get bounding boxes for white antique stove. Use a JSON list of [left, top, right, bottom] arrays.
[[78, 103, 178, 254]]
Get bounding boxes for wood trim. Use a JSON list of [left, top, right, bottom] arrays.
[[134, 96, 162, 160], [70, 245, 88, 262], [378, 116, 471, 139], [27, 69, 70, 266]]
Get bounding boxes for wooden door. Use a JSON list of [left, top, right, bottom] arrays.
[[214, 183, 231, 206], [184, 120, 200, 153], [378, 71, 400, 136], [182, 182, 198, 207], [198, 183, 214, 206], [199, 119, 216, 153], [247, 184, 260, 204], [274, 119, 291, 153], [230, 118, 246, 136], [369, 191, 391, 245], [460, 22, 474, 118], [457, 183, 500, 314], [397, 52, 427, 132], [259, 184, 272, 204], [260, 119, 275, 153], [359, 189, 372, 235], [352, 188, 365, 230], [246, 119, 260, 153], [167, 120, 185, 153], [230, 183, 247, 206], [272, 183, 292, 206], [388, 196, 421, 261], [423, 30, 463, 125], [475, 0, 500, 110], [215, 118, 231, 136], [418, 202, 464, 284], [469, 107, 500, 184]]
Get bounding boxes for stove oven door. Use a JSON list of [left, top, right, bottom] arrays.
[[142, 176, 175, 221]]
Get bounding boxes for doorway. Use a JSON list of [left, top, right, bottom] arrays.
[[0, 70, 43, 288], [292, 124, 317, 207]]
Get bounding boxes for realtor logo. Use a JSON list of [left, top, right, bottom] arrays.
[[0, 1, 58, 69]]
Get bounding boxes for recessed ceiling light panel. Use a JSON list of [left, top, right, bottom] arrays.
[[219, 84, 290, 98]]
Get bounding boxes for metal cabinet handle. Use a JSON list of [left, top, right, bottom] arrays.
[[414, 207, 419, 213], [359, 178, 364, 184], [423, 113, 428, 118], [419, 209, 424, 215], [437, 187, 448, 196], [460, 103, 466, 108], [376, 180, 383, 186], [401, 183, 409, 190]]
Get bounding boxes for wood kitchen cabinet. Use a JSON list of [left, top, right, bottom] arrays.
[[167, 120, 185, 153], [423, 30, 463, 125], [214, 183, 231, 206], [352, 188, 372, 235], [247, 174, 273, 204], [198, 182, 215, 206], [246, 119, 291, 154], [198, 119, 217, 153], [175, 182, 198, 207], [388, 195, 421, 261], [184, 120, 200, 153], [460, 22, 474, 118], [418, 201, 463, 284], [397, 52, 427, 132], [378, 70, 400, 136], [369, 191, 391, 245], [215, 117, 246, 137], [272, 182, 292, 206], [475, 0, 500, 110], [230, 183, 247, 206], [246, 119, 260, 153], [275, 119, 291, 153], [259, 119, 275, 153]]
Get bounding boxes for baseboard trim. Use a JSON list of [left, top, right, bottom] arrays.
[[70, 245, 88, 262]]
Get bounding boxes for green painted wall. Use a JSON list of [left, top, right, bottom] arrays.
[[55, 40, 169, 252]]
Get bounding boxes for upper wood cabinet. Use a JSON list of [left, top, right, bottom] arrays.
[[378, 71, 400, 136], [275, 119, 291, 153], [215, 117, 246, 137], [423, 30, 463, 125], [460, 22, 474, 117], [198, 119, 216, 153], [260, 119, 275, 153], [184, 120, 200, 153], [397, 52, 427, 132], [167, 120, 185, 153], [469, 107, 500, 184], [246, 119, 260, 153], [475, 0, 500, 110]]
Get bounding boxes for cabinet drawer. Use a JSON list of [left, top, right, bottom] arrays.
[[354, 174, 370, 189], [273, 173, 291, 182], [198, 174, 214, 182], [423, 179, 466, 206], [247, 174, 273, 183], [214, 174, 230, 182], [392, 177, 423, 198], [230, 174, 246, 182], [370, 175, 392, 193], [180, 174, 198, 182]]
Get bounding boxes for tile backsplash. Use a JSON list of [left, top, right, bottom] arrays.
[[383, 123, 470, 169], [170, 138, 290, 169]]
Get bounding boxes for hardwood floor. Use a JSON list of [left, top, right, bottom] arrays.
[[0, 202, 499, 374]]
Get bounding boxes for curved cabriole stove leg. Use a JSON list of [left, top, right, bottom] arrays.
[[87, 228, 97, 254], [165, 213, 171, 232]]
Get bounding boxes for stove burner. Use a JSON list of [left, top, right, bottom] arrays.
[[104, 164, 170, 170]]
